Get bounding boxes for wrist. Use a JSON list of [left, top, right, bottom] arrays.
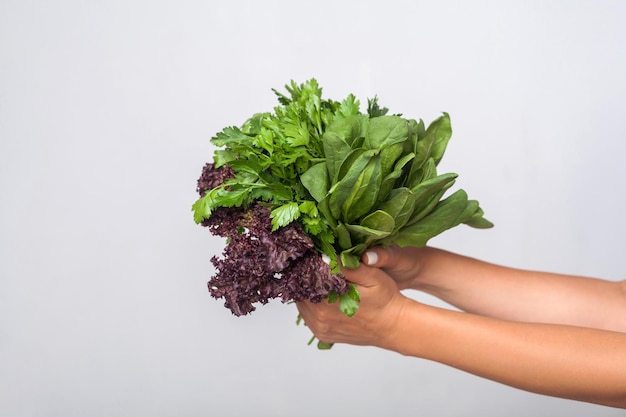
[[408, 246, 449, 293], [377, 296, 428, 356]]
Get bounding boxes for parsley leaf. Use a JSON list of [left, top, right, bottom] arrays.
[[270, 202, 300, 231]]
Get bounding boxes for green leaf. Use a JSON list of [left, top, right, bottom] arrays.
[[367, 96, 389, 117], [300, 162, 329, 202], [393, 189, 469, 247], [301, 216, 324, 235], [317, 196, 337, 229], [325, 114, 369, 147], [360, 209, 396, 233], [228, 155, 263, 176], [409, 118, 426, 145], [346, 210, 395, 239], [364, 116, 408, 150], [241, 112, 268, 135], [298, 200, 318, 217], [335, 148, 368, 183], [426, 112, 452, 166], [378, 152, 415, 202], [465, 216, 494, 229], [406, 155, 438, 190], [345, 156, 383, 223], [330, 150, 382, 223], [210, 126, 254, 147], [191, 186, 249, 224], [339, 243, 367, 269], [317, 341, 334, 350], [340, 251, 360, 269], [328, 149, 373, 219], [212, 149, 236, 168], [379, 142, 406, 181], [214, 186, 249, 207], [411, 172, 457, 200], [253, 182, 293, 202], [344, 224, 391, 243], [336, 222, 352, 249], [375, 188, 416, 232], [339, 284, 360, 317], [252, 128, 275, 154], [338, 94, 361, 117], [282, 122, 310, 147], [322, 132, 352, 182], [192, 195, 210, 224], [463, 204, 494, 229], [406, 172, 458, 225], [270, 202, 300, 231]]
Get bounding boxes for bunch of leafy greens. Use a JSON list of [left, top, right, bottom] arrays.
[[193, 79, 492, 320]]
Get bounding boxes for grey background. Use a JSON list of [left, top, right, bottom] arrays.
[[1, 1, 625, 416]]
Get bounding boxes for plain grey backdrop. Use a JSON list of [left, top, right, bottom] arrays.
[[1, 1, 625, 416]]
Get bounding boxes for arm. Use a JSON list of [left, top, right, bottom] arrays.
[[296, 261, 626, 408], [391, 298, 626, 408], [366, 246, 626, 332]]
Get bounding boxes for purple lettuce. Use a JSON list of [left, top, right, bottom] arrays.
[[197, 164, 348, 316]]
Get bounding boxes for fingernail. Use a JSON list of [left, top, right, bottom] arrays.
[[364, 250, 378, 265], [321, 254, 331, 265]]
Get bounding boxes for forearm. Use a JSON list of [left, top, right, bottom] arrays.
[[414, 247, 626, 332], [384, 300, 626, 408]]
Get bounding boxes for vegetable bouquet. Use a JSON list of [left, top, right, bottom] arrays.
[[193, 79, 492, 318]]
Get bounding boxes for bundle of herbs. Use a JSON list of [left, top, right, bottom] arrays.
[[193, 79, 492, 321]]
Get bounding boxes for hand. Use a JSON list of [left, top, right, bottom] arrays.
[[296, 260, 411, 348], [362, 245, 433, 291]]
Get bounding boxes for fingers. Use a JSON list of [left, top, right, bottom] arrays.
[[341, 261, 392, 288], [296, 299, 342, 345]]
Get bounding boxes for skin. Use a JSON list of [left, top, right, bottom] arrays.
[[296, 246, 626, 409]]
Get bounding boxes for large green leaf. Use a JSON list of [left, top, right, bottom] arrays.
[[336, 222, 352, 249], [339, 153, 383, 223], [328, 150, 381, 222], [379, 142, 406, 181], [300, 162, 329, 202], [404, 172, 458, 225], [335, 148, 368, 183], [405, 155, 438, 190], [426, 112, 452, 166], [463, 205, 495, 229], [378, 152, 415, 202], [364, 116, 409, 149], [345, 210, 395, 244], [393, 189, 469, 247], [324, 114, 368, 146], [322, 131, 352, 182]]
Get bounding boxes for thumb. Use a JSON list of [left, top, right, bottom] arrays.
[[362, 246, 395, 268]]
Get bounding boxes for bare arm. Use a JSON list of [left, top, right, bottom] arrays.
[[367, 246, 626, 332], [296, 261, 626, 408], [391, 299, 626, 408]]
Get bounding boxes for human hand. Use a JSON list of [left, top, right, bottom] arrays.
[[296, 260, 411, 348], [361, 245, 434, 291]]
